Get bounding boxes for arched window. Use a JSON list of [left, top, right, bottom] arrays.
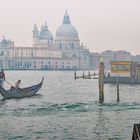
[[71, 43, 74, 49]]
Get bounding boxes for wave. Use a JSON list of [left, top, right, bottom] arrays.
[[1, 101, 140, 117]]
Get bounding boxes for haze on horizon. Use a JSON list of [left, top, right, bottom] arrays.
[[0, 0, 140, 55]]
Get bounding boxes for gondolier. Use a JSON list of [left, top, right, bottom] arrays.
[[0, 69, 5, 87]]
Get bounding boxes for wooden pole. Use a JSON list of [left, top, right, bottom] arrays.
[[88, 71, 90, 77], [99, 57, 104, 103], [74, 69, 76, 79], [116, 76, 120, 103], [94, 70, 96, 76], [83, 71, 85, 78]]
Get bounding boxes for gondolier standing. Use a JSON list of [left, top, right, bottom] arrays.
[[0, 69, 5, 87]]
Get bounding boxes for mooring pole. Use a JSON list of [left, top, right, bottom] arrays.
[[94, 70, 96, 76], [88, 70, 90, 77], [99, 57, 104, 103], [116, 76, 120, 103], [74, 69, 76, 79], [83, 71, 85, 78]]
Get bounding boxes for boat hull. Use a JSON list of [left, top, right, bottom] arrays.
[[0, 77, 44, 99]]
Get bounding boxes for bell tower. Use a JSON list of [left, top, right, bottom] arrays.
[[33, 24, 38, 47]]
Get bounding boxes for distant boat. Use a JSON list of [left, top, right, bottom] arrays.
[[0, 77, 44, 99]]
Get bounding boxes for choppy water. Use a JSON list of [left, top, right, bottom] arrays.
[[0, 71, 140, 140]]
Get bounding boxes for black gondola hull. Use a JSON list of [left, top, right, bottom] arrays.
[[0, 77, 44, 99]]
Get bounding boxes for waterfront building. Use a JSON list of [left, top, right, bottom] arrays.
[[0, 11, 90, 70], [131, 55, 140, 63], [89, 52, 100, 70], [101, 50, 115, 70], [114, 50, 131, 61], [104, 61, 140, 84], [101, 50, 131, 70], [89, 50, 132, 70]]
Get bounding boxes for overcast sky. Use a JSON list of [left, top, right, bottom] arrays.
[[0, 0, 140, 55]]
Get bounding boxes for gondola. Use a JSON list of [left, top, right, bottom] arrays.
[[0, 77, 44, 99]]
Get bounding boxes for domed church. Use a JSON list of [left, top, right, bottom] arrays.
[[0, 11, 90, 70], [32, 11, 90, 69]]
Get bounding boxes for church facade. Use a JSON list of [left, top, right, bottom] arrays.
[[0, 11, 90, 70]]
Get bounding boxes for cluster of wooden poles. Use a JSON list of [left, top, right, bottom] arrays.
[[74, 59, 120, 103]]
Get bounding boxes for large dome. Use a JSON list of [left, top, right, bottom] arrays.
[[55, 11, 79, 38], [56, 24, 78, 38]]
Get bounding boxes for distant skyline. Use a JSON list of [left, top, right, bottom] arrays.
[[0, 0, 140, 55]]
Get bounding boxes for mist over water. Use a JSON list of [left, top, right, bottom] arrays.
[[0, 71, 140, 139]]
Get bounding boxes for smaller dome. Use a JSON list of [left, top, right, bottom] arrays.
[[39, 23, 53, 40], [1, 36, 14, 47]]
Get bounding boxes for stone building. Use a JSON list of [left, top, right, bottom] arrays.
[[0, 11, 90, 70]]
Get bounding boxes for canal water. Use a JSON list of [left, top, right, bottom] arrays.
[[0, 70, 140, 140]]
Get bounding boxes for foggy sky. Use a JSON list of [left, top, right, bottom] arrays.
[[0, 0, 140, 55]]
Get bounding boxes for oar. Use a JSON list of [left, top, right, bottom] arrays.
[[4, 80, 26, 96]]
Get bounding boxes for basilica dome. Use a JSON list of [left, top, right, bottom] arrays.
[[56, 24, 78, 38], [55, 11, 79, 38]]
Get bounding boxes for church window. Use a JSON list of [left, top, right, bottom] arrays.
[[18, 61, 20, 67], [29, 62, 31, 67], [24, 61, 26, 67], [20, 61, 22, 66], [34, 65, 36, 69], [71, 43, 74, 49], [48, 62, 51, 69], [0, 51, 4, 56], [15, 61, 17, 67], [27, 61, 29, 68]]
